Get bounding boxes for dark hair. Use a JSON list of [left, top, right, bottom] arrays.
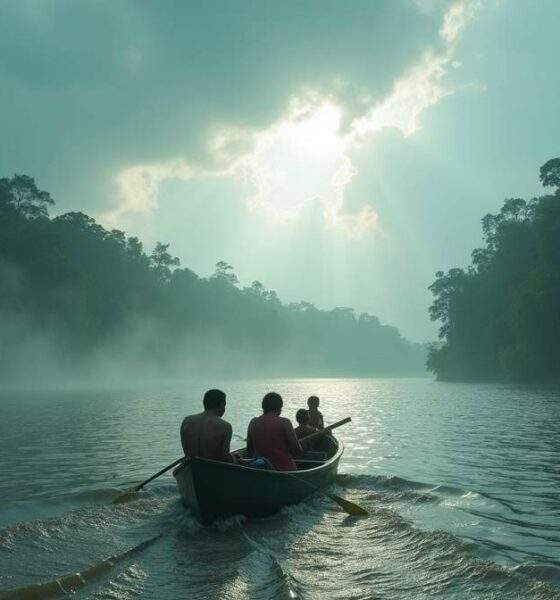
[[203, 389, 226, 410], [307, 395, 320, 408], [262, 392, 283, 413], [296, 409, 309, 424]]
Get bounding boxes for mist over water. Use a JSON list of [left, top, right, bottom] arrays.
[[1, 379, 559, 599]]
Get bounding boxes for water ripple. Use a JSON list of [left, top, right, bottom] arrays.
[[1, 379, 560, 598]]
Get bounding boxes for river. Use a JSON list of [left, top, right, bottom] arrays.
[[1, 378, 559, 599]]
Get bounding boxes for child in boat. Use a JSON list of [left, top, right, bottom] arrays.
[[307, 396, 324, 429], [294, 408, 316, 439]]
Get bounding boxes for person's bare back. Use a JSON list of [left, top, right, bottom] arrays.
[[180, 389, 233, 463]]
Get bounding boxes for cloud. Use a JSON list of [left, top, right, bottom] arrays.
[[104, 161, 196, 227], [349, 50, 451, 141], [231, 101, 351, 224], [103, 0, 484, 239], [349, 0, 483, 140], [440, 0, 482, 43]]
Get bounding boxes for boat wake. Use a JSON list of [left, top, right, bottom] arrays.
[[1, 474, 560, 599]]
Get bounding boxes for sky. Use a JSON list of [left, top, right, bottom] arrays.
[[1, 0, 559, 342]]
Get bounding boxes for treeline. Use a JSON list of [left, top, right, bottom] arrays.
[[428, 158, 560, 383], [0, 175, 426, 382]]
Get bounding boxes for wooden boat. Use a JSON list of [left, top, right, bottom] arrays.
[[173, 434, 343, 525]]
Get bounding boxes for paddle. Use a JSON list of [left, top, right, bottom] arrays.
[[285, 472, 368, 517], [113, 457, 185, 504], [288, 416, 368, 517], [299, 416, 352, 445]]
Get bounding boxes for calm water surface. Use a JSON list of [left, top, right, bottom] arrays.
[[1, 379, 559, 599]]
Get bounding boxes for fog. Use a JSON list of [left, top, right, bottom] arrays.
[[0, 177, 426, 387]]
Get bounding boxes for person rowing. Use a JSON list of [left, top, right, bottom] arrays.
[[246, 392, 303, 471], [180, 389, 234, 463]]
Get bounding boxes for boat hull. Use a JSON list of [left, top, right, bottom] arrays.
[[173, 437, 343, 524]]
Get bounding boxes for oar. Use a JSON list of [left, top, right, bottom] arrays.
[[0, 535, 161, 599], [113, 457, 185, 504], [299, 416, 352, 445], [286, 472, 368, 517], [290, 416, 368, 517]]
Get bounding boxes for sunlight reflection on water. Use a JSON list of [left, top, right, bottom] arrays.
[[1, 379, 560, 599]]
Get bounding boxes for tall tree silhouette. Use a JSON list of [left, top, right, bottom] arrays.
[[428, 158, 560, 382]]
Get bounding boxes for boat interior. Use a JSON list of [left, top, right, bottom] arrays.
[[295, 434, 338, 470], [235, 434, 338, 471], [236, 434, 338, 471]]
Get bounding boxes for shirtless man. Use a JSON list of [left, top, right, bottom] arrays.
[[246, 392, 303, 471], [180, 389, 233, 462]]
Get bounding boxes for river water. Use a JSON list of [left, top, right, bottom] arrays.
[[1, 378, 559, 599]]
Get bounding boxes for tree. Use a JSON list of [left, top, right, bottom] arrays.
[[428, 157, 560, 382], [150, 242, 180, 282], [0, 174, 53, 219], [539, 158, 560, 191], [247, 280, 266, 298], [213, 260, 238, 285]]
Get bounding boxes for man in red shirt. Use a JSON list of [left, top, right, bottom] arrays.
[[180, 389, 233, 463], [246, 392, 303, 471]]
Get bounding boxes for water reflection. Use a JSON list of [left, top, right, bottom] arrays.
[[1, 379, 560, 598]]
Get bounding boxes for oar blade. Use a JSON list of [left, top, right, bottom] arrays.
[[110, 457, 185, 505], [112, 486, 140, 505], [327, 492, 368, 517]]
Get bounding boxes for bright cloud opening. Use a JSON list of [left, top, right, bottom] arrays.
[[234, 102, 350, 222], [104, 0, 484, 239]]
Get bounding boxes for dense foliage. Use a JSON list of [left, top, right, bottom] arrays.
[[0, 175, 426, 382], [428, 158, 560, 382]]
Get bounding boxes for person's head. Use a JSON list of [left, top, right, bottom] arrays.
[[262, 392, 283, 415], [296, 408, 309, 426], [307, 395, 320, 410], [203, 389, 226, 416]]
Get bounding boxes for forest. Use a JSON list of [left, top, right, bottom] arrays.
[[0, 175, 426, 383], [428, 158, 560, 382]]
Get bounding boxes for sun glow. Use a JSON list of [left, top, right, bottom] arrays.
[[235, 102, 350, 222], [105, 0, 483, 239]]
